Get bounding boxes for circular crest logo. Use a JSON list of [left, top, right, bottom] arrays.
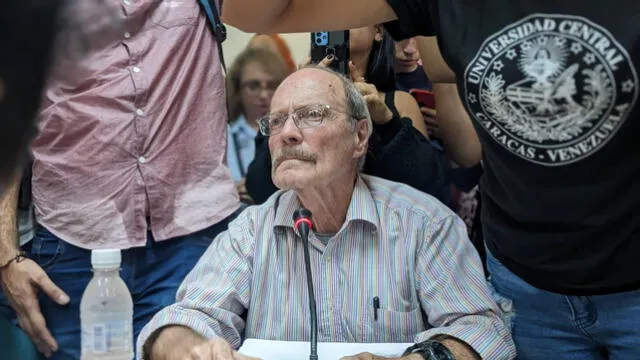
[[464, 14, 638, 166]]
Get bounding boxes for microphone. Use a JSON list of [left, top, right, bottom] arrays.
[[293, 208, 318, 360]]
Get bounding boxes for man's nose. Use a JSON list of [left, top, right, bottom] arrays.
[[278, 115, 303, 145]]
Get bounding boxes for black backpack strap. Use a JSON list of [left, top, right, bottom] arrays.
[[199, 0, 227, 73]]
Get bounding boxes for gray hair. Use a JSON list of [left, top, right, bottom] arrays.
[[302, 65, 373, 170]]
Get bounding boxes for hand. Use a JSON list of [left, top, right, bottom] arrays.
[[298, 54, 334, 69], [420, 106, 439, 136], [341, 352, 423, 360], [0, 258, 69, 357], [348, 62, 394, 125], [185, 338, 262, 360]]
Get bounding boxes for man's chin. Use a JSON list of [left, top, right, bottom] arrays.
[[272, 169, 310, 190]]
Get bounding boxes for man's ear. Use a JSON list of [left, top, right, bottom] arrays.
[[353, 118, 369, 158]]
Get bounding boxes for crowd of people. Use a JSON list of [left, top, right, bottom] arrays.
[[0, 0, 638, 360]]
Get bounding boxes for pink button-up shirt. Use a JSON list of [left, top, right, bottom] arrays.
[[32, 0, 239, 249]]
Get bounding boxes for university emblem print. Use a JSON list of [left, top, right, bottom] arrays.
[[464, 14, 638, 166]]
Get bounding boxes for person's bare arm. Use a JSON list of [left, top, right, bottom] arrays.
[[0, 171, 70, 358], [0, 172, 20, 264], [416, 36, 456, 83], [439, 337, 482, 360], [222, 0, 397, 33], [394, 91, 429, 137], [146, 326, 260, 360], [146, 326, 207, 360], [433, 83, 482, 167], [413, 37, 481, 166], [340, 339, 480, 360]]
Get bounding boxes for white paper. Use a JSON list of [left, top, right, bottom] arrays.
[[238, 339, 413, 360]]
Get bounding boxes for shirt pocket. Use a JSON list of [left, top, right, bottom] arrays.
[[353, 306, 425, 343], [150, 0, 200, 29]]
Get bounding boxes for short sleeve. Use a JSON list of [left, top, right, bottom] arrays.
[[383, 0, 437, 40]]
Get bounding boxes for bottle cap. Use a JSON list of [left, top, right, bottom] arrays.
[[91, 249, 122, 269]]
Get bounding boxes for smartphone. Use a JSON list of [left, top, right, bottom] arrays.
[[310, 31, 350, 75], [410, 89, 436, 109]]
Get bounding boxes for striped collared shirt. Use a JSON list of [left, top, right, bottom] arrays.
[[137, 175, 515, 359]]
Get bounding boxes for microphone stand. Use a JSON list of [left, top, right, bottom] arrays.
[[293, 208, 318, 360]]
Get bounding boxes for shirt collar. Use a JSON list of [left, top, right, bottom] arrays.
[[273, 175, 380, 232], [230, 115, 258, 137]]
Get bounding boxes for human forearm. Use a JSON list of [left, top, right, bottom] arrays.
[[433, 83, 482, 167], [222, 0, 395, 33], [438, 337, 481, 360], [222, 0, 290, 32], [145, 326, 207, 360], [416, 37, 456, 83], [0, 173, 21, 264]]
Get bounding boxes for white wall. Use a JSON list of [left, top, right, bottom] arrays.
[[221, 26, 311, 67]]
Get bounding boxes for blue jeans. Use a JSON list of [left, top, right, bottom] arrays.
[[0, 218, 232, 360], [486, 249, 640, 359]]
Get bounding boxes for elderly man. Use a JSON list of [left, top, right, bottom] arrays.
[[137, 67, 515, 360]]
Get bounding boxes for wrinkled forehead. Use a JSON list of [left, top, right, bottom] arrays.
[[271, 68, 346, 112]]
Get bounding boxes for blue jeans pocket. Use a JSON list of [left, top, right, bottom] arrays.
[[30, 227, 66, 271]]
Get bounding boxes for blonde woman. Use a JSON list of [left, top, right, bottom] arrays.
[[226, 48, 291, 184]]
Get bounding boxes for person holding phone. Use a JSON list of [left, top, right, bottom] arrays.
[[224, 1, 640, 359], [245, 25, 452, 206]]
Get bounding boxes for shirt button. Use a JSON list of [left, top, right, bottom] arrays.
[[136, 108, 145, 116], [124, 32, 131, 39], [132, 66, 141, 73], [138, 156, 147, 164]]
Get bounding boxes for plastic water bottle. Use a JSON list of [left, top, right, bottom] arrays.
[[80, 249, 133, 360]]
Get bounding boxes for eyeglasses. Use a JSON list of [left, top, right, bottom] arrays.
[[241, 80, 279, 93], [258, 104, 349, 136]]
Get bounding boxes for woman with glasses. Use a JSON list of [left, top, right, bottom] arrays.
[[226, 48, 292, 185]]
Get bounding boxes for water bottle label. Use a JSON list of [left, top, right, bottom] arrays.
[[82, 318, 132, 355]]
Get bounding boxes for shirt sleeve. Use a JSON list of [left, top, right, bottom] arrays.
[[415, 215, 517, 359], [136, 214, 255, 359], [383, 0, 437, 40]]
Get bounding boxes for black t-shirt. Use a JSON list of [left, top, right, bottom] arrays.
[[385, 0, 640, 295]]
